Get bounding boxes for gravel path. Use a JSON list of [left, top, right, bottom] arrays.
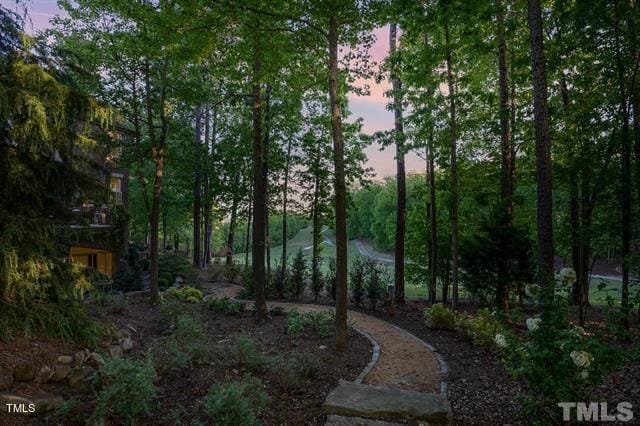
[[202, 281, 443, 394]]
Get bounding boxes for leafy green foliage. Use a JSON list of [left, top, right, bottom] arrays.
[[163, 314, 209, 370], [158, 253, 198, 290], [287, 249, 307, 299], [208, 297, 245, 314], [457, 309, 507, 346], [285, 310, 334, 338], [199, 376, 269, 426], [94, 357, 157, 423], [280, 351, 319, 389], [273, 263, 287, 299], [364, 261, 388, 311], [349, 256, 367, 306], [229, 334, 277, 373], [166, 285, 203, 303], [423, 303, 457, 330], [325, 258, 337, 301]]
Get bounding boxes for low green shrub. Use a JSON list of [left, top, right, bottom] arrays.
[[349, 257, 368, 307], [325, 258, 337, 300], [164, 315, 209, 369], [424, 303, 457, 330], [457, 308, 506, 346], [365, 261, 388, 311], [199, 376, 269, 426], [273, 263, 287, 298], [158, 252, 198, 289], [93, 357, 157, 423], [285, 310, 334, 337], [167, 286, 203, 303], [208, 297, 245, 314], [280, 351, 318, 389], [287, 249, 307, 299], [229, 333, 276, 372]]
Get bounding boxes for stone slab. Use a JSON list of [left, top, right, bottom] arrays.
[[323, 380, 451, 424]]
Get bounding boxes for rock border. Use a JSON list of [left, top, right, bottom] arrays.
[[353, 329, 380, 384]]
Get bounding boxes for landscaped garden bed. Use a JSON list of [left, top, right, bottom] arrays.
[[0, 292, 371, 425]]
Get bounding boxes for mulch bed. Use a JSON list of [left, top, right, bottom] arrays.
[[351, 300, 527, 425], [0, 294, 371, 425]]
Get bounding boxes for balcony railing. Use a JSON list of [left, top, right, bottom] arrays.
[[112, 191, 123, 205]]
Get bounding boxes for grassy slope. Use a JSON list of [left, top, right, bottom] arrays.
[[226, 226, 629, 304]]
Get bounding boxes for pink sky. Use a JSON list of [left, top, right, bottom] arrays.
[[3, 0, 425, 178]]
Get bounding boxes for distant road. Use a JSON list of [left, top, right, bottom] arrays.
[[355, 240, 394, 263]]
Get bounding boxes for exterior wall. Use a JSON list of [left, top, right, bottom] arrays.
[[69, 246, 114, 278]]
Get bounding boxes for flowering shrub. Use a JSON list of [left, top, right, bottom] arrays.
[[457, 308, 507, 346], [423, 303, 457, 330], [498, 305, 622, 418]]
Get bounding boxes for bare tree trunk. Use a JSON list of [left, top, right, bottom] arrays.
[[251, 48, 268, 320], [496, 0, 512, 312], [312, 162, 321, 298], [614, 7, 632, 328], [527, 0, 555, 301], [389, 23, 407, 304], [444, 21, 459, 309], [162, 206, 168, 252], [263, 85, 272, 278], [226, 172, 241, 266], [244, 194, 252, 267], [193, 106, 203, 268], [282, 138, 293, 268], [428, 132, 438, 304], [203, 106, 213, 267], [329, 15, 348, 350]]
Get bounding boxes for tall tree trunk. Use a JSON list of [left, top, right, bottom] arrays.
[[329, 15, 348, 350], [162, 206, 168, 252], [149, 158, 163, 304], [312, 160, 321, 298], [389, 23, 407, 304], [144, 57, 168, 306], [263, 85, 272, 278], [428, 131, 438, 304], [193, 106, 203, 268], [282, 138, 293, 268], [226, 172, 241, 266], [251, 48, 268, 320], [527, 0, 555, 302], [203, 106, 213, 266], [496, 0, 512, 312], [244, 193, 252, 267], [614, 7, 632, 328], [444, 21, 459, 309]]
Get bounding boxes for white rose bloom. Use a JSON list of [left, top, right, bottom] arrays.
[[559, 267, 577, 282], [526, 317, 542, 332], [571, 326, 585, 337], [494, 333, 508, 348], [580, 370, 589, 379], [570, 350, 593, 368]]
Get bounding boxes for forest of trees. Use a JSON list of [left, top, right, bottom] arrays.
[[2, 0, 640, 342]]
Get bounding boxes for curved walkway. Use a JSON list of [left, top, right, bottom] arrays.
[[201, 281, 445, 395]]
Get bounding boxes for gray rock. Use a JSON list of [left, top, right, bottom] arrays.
[[72, 351, 86, 367], [115, 329, 131, 340], [325, 415, 403, 426], [0, 392, 63, 415], [13, 363, 36, 381], [57, 355, 73, 365], [0, 366, 13, 391], [108, 345, 123, 358], [86, 352, 105, 369], [120, 338, 134, 352], [35, 366, 54, 384], [67, 366, 94, 393], [323, 381, 451, 424], [50, 364, 71, 382]]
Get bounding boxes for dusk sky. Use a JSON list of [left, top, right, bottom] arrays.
[[2, 0, 425, 178]]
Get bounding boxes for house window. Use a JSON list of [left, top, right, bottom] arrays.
[[110, 177, 123, 204]]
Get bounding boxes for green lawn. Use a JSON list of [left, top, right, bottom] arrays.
[[223, 227, 632, 305]]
